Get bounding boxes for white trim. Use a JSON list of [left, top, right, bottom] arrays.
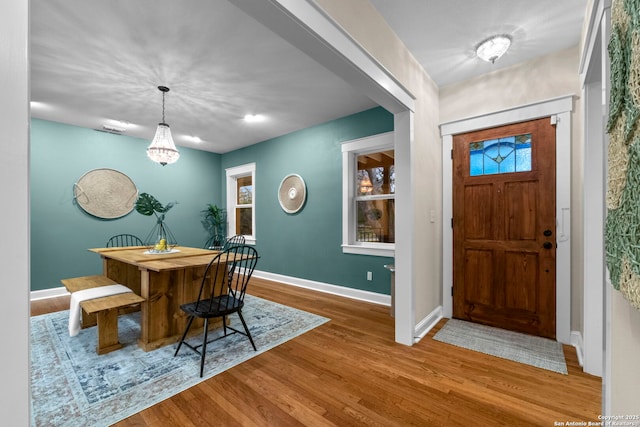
[[603, 8, 612, 415], [442, 134, 453, 318], [226, 162, 256, 243], [341, 131, 394, 153], [571, 330, 585, 367], [341, 244, 394, 257], [579, 0, 612, 84], [32, 272, 392, 313], [31, 287, 69, 301], [33, 272, 393, 307], [413, 306, 443, 343], [579, 0, 611, 409], [582, 78, 605, 377], [252, 270, 391, 306], [341, 132, 395, 257], [226, 163, 256, 177], [393, 111, 414, 345], [3, 2, 30, 422], [604, 264, 612, 415], [555, 110, 572, 345], [440, 95, 574, 137], [440, 95, 574, 344]]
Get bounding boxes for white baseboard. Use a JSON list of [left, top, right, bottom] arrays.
[[30, 271, 392, 308], [30, 270, 391, 314], [30, 286, 69, 301], [570, 330, 585, 367], [252, 270, 391, 306], [413, 305, 443, 343]]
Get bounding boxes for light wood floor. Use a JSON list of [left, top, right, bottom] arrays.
[[31, 277, 602, 426]]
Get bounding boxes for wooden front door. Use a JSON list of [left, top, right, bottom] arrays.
[[452, 117, 556, 339]]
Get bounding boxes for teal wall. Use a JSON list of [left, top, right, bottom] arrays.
[[31, 107, 394, 295], [30, 119, 222, 291], [221, 107, 394, 293]]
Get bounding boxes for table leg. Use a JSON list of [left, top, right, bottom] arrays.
[[138, 268, 151, 349]]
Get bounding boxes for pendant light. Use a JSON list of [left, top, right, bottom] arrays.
[[147, 85, 180, 166]]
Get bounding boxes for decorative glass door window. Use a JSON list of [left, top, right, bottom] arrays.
[[470, 133, 532, 176]]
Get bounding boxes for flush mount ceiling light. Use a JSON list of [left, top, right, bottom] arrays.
[[243, 114, 265, 123], [147, 86, 180, 166], [101, 119, 131, 134], [476, 35, 512, 64]]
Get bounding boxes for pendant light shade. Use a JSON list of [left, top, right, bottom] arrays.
[[147, 86, 180, 166]]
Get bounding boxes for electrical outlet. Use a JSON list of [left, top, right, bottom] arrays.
[[367, 271, 373, 281]]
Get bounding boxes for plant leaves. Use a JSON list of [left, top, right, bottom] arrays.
[[135, 193, 176, 216], [135, 193, 159, 216], [157, 201, 176, 213]]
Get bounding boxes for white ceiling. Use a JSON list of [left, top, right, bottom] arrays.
[[30, 0, 587, 155], [370, 0, 587, 87]]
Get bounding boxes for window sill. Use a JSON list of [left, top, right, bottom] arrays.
[[342, 244, 394, 257]]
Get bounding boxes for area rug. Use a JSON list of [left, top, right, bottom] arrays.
[[433, 318, 568, 375], [31, 295, 329, 427]]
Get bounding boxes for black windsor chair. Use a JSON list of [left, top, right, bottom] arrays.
[[222, 234, 245, 249], [174, 244, 259, 377], [203, 234, 245, 251], [203, 234, 225, 250], [105, 234, 144, 248]]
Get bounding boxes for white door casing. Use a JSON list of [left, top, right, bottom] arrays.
[[441, 95, 574, 345]]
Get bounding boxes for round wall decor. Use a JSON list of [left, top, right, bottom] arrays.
[[278, 174, 307, 214], [74, 168, 138, 219]]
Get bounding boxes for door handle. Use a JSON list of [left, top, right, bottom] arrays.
[[543, 242, 553, 249]]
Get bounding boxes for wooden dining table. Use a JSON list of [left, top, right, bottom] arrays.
[[89, 245, 225, 351]]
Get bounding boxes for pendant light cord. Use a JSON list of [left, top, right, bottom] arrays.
[[162, 91, 166, 124], [158, 85, 170, 125]]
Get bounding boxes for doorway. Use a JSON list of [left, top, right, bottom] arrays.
[[452, 117, 557, 338], [440, 95, 573, 344]]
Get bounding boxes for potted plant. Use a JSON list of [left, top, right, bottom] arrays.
[[201, 203, 227, 248], [135, 193, 178, 252]]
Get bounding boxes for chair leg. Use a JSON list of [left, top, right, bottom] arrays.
[[174, 315, 195, 357], [237, 310, 257, 351], [222, 315, 227, 336], [200, 318, 210, 378]]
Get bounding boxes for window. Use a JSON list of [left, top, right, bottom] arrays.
[[470, 133, 531, 176], [226, 163, 255, 244], [356, 153, 395, 242], [342, 132, 395, 257]]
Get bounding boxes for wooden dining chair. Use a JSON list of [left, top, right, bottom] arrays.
[[174, 244, 259, 377], [105, 234, 143, 248]]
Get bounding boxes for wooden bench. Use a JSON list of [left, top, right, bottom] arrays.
[[61, 275, 145, 355]]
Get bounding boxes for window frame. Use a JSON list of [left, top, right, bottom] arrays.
[[341, 132, 395, 257], [226, 163, 256, 245]]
